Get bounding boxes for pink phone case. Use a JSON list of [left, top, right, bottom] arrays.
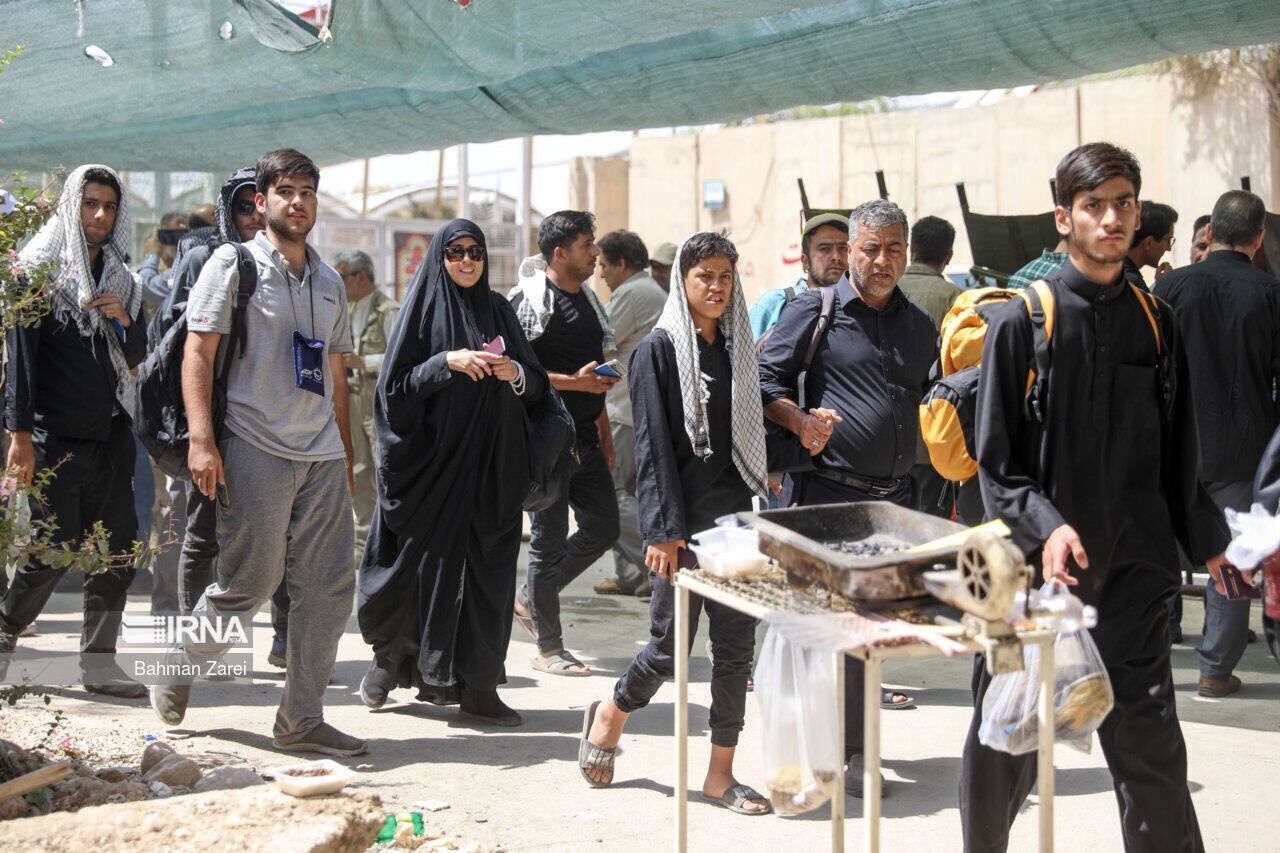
[[483, 335, 506, 355]]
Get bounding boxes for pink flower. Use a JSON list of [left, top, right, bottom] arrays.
[[10, 262, 23, 277], [0, 476, 18, 498]]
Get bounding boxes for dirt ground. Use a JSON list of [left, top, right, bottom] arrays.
[[2, 547, 1278, 851]]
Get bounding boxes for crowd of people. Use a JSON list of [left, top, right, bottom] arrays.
[[1, 140, 1275, 849]]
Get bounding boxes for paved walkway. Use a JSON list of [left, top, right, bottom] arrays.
[[9, 549, 1280, 851]]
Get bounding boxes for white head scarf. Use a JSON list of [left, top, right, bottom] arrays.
[[653, 236, 769, 498], [18, 164, 141, 417]]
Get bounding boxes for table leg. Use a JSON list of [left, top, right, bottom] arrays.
[[1036, 636, 1055, 853], [832, 650, 845, 853], [674, 582, 690, 853], [863, 654, 882, 853]]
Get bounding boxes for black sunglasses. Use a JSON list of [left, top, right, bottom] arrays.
[[231, 199, 256, 216], [444, 245, 486, 262]]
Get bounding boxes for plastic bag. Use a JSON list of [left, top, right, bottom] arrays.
[[979, 581, 1114, 755], [754, 624, 842, 814], [1224, 502, 1280, 570]]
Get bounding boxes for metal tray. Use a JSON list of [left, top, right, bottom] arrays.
[[739, 502, 966, 602]]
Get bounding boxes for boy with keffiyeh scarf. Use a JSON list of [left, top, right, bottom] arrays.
[[1, 164, 149, 698], [577, 232, 773, 816]]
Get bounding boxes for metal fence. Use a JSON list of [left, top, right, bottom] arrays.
[[310, 216, 523, 301]]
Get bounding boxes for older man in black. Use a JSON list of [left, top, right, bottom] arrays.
[[1154, 189, 1280, 698], [758, 198, 937, 797], [964, 143, 1227, 853]]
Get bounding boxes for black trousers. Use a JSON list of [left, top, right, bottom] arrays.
[[793, 471, 914, 758], [614, 569, 756, 747], [909, 462, 951, 519], [959, 575, 1203, 853], [0, 416, 137, 653], [524, 437, 620, 655]]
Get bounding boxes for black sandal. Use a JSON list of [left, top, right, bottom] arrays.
[[577, 699, 616, 788]]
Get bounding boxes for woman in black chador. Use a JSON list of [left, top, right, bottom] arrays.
[[357, 219, 547, 726]]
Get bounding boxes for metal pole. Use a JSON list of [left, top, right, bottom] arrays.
[[1036, 637, 1055, 853], [674, 581, 690, 853], [517, 136, 532, 261], [863, 654, 882, 853], [832, 650, 845, 853], [457, 144, 470, 220]]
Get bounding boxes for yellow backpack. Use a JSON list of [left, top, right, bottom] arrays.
[[918, 280, 1163, 484]]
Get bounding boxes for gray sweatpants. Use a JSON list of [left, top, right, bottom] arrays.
[[186, 436, 355, 741]]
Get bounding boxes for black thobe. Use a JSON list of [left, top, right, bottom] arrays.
[[358, 220, 547, 700], [964, 259, 1228, 853]]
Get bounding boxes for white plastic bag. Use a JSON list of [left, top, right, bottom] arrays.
[[754, 624, 841, 814], [979, 581, 1114, 755], [1224, 502, 1280, 570]]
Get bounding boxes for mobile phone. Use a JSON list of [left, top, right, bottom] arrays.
[[483, 335, 506, 356], [216, 481, 231, 510], [157, 228, 185, 246], [594, 359, 625, 379]]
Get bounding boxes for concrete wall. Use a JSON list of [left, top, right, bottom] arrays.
[[618, 72, 1274, 304], [568, 153, 630, 301]]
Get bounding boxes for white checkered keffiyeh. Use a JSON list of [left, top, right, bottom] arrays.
[[653, 238, 769, 498], [17, 164, 141, 417], [510, 254, 616, 355]]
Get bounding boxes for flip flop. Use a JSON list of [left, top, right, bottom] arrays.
[[702, 783, 772, 816], [513, 607, 538, 643], [882, 690, 915, 710], [578, 699, 616, 788], [533, 650, 592, 677]]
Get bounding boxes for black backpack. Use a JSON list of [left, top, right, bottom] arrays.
[[134, 244, 258, 479], [522, 385, 577, 512]]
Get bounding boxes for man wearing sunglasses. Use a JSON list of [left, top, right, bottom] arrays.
[[148, 168, 265, 624], [334, 249, 399, 565]]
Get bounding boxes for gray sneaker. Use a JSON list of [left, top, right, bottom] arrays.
[[843, 754, 888, 799], [273, 722, 367, 757], [150, 682, 192, 725]]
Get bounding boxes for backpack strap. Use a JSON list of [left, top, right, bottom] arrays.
[[796, 284, 838, 409], [1127, 282, 1163, 357], [1127, 282, 1176, 418], [227, 243, 258, 365], [1020, 279, 1054, 422]]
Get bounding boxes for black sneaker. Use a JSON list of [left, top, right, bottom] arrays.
[[459, 687, 522, 727], [273, 722, 367, 757], [268, 638, 287, 670], [843, 754, 888, 799], [359, 661, 394, 710], [0, 630, 17, 655]]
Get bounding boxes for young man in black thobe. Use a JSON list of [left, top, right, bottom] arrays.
[[964, 142, 1229, 853]]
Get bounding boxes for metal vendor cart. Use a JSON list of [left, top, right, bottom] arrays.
[[671, 503, 1061, 853]]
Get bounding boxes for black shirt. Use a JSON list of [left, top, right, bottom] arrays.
[[519, 283, 604, 436], [757, 275, 937, 480], [631, 328, 751, 547], [977, 259, 1227, 611], [1154, 250, 1280, 483], [5, 259, 147, 442]]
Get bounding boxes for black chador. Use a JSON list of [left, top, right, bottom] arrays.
[[963, 260, 1227, 853], [357, 219, 547, 704]]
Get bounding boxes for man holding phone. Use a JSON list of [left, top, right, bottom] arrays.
[[152, 149, 365, 757], [509, 211, 621, 677]]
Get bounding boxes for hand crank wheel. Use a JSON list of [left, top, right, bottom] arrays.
[[955, 530, 1024, 621]]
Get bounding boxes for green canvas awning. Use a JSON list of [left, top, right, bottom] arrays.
[[1, 0, 1277, 172]]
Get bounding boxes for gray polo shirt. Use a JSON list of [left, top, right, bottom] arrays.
[[186, 232, 354, 461]]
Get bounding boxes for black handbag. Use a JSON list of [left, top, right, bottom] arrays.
[[523, 384, 577, 512], [764, 284, 837, 474]]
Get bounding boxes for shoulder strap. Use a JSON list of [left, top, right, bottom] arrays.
[[1020, 280, 1054, 422], [227, 243, 258, 365], [1128, 282, 1162, 356], [782, 286, 796, 306], [796, 285, 838, 409]]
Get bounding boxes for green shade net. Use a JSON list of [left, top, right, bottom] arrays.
[[1, 0, 1278, 172]]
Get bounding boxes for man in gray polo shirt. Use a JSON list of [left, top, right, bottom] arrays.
[[151, 149, 365, 757]]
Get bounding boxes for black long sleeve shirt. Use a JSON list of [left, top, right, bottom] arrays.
[[631, 328, 752, 548], [757, 275, 938, 480], [977, 259, 1228, 611], [1253, 424, 1280, 512], [4, 261, 146, 441], [1153, 250, 1280, 484]]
